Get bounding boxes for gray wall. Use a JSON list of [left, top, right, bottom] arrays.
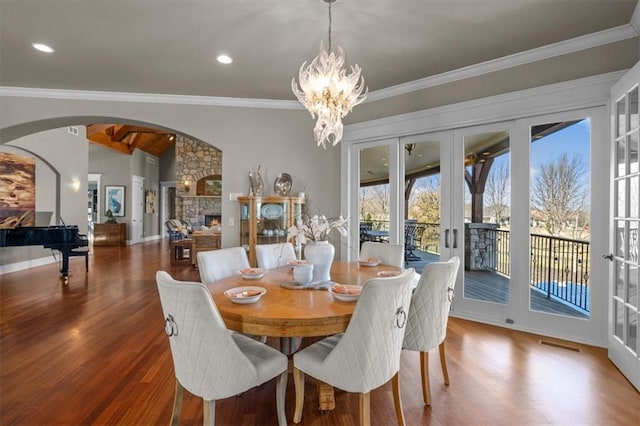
[[88, 145, 161, 241], [0, 98, 341, 252], [1, 127, 88, 264]]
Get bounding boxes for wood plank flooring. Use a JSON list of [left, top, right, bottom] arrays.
[[1, 240, 639, 425]]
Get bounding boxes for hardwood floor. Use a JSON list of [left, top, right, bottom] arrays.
[[1, 240, 638, 425]]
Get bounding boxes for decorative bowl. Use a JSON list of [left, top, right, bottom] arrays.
[[377, 270, 401, 278], [224, 286, 267, 304], [238, 267, 265, 280], [358, 257, 381, 267], [329, 284, 362, 302]]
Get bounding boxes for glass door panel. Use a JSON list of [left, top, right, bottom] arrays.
[[358, 145, 390, 250], [403, 139, 442, 269], [529, 119, 592, 318], [461, 130, 511, 305]]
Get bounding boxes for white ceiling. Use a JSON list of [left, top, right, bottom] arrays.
[[1, 0, 637, 102]]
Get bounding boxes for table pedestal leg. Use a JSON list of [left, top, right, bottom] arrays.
[[317, 381, 335, 412]]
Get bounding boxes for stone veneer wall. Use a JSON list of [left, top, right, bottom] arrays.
[[175, 135, 222, 227], [464, 223, 499, 271]]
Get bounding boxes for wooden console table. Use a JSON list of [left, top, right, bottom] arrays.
[[93, 223, 126, 246]]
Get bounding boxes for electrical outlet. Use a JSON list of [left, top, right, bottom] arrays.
[[228, 218, 234, 226], [229, 192, 243, 201]]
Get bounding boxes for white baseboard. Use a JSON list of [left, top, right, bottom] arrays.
[[0, 256, 57, 275]]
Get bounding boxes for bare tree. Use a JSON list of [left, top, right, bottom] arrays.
[[484, 161, 510, 225], [531, 153, 587, 236], [359, 184, 390, 223]]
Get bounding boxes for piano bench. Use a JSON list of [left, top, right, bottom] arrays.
[[69, 249, 90, 272]]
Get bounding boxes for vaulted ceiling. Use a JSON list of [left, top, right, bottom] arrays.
[[86, 125, 175, 157]]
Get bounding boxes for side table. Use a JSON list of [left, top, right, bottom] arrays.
[[170, 239, 194, 266]]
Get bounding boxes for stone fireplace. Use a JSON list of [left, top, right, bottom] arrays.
[[175, 135, 222, 227]]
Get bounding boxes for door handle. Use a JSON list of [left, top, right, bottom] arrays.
[[445, 229, 450, 248], [453, 229, 458, 249], [602, 253, 614, 261]]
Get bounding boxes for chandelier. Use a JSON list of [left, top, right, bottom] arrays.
[[292, 0, 367, 148]]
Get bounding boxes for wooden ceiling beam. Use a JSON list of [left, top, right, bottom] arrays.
[[87, 132, 135, 155]]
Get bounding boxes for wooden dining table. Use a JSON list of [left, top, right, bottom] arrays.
[[206, 260, 402, 411]]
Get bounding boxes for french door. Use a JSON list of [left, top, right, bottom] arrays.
[[609, 62, 640, 391], [348, 110, 605, 344]]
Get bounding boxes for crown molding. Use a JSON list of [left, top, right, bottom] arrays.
[[367, 24, 638, 103], [632, 1, 640, 34], [1, 23, 636, 107], [0, 86, 303, 110], [345, 70, 626, 143]]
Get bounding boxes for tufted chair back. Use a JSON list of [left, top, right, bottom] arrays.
[[402, 256, 460, 406], [157, 271, 259, 399], [323, 268, 414, 391], [360, 241, 404, 268], [292, 268, 415, 425], [255, 242, 296, 269], [197, 246, 250, 284], [155, 271, 288, 425], [403, 257, 460, 351]]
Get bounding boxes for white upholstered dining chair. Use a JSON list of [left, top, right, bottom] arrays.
[[155, 271, 288, 426], [292, 268, 415, 426], [359, 241, 404, 268], [197, 246, 250, 284], [255, 242, 296, 269], [402, 257, 460, 405]]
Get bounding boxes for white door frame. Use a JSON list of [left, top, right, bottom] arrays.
[[608, 62, 640, 391], [131, 175, 145, 244], [345, 138, 401, 262], [160, 180, 175, 238]]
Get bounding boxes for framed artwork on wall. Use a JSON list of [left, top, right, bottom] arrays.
[[145, 189, 156, 214], [105, 185, 125, 217], [204, 178, 222, 196]]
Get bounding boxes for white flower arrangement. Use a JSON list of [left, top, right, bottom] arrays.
[[287, 214, 349, 245]]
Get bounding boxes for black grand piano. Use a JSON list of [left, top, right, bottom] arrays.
[[0, 225, 89, 280]]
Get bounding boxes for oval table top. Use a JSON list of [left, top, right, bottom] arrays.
[[207, 261, 402, 338]]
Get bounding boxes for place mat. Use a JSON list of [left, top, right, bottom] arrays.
[[279, 281, 335, 290]]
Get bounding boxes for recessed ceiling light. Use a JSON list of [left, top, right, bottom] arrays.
[[217, 54, 233, 64], [32, 43, 54, 53]]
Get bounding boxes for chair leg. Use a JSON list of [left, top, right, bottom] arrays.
[[293, 367, 305, 424], [420, 351, 432, 406], [275, 371, 288, 426], [359, 392, 371, 426], [391, 372, 405, 426], [439, 341, 450, 385], [170, 380, 184, 426], [203, 399, 215, 426]]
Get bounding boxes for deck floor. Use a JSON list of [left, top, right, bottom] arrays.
[[405, 249, 589, 319]]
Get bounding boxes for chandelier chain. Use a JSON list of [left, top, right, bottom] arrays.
[[328, 0, 332, 52]]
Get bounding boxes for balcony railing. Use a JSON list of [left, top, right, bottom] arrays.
[[530, 233, 590, 313], [359, 219, 591, 314]]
